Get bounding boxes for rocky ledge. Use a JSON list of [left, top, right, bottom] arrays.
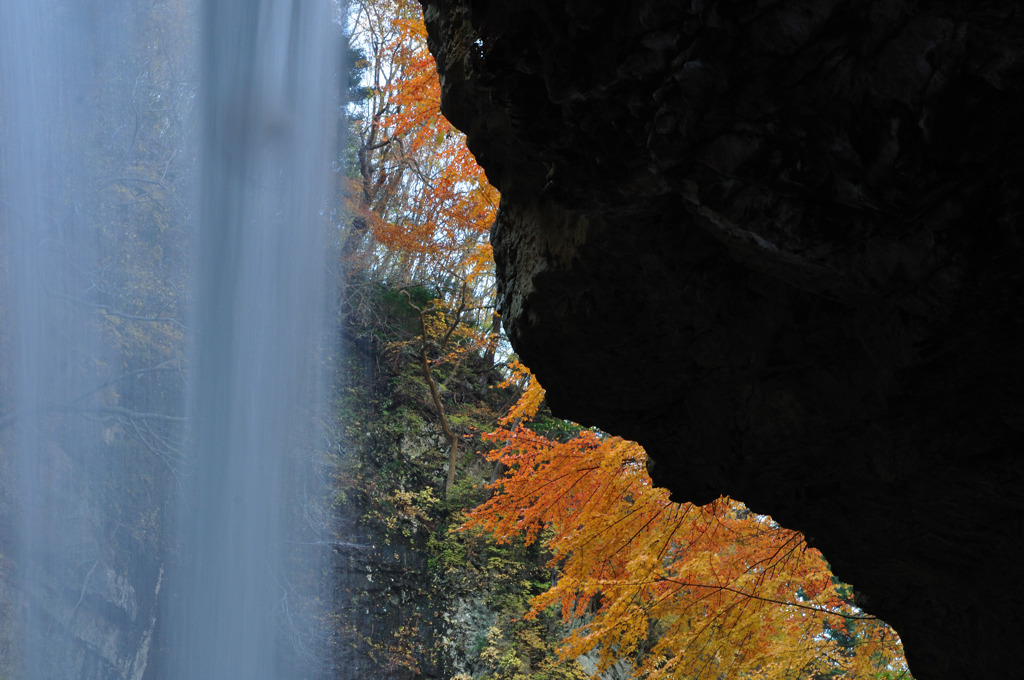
[[420, 1, 1024, 678]]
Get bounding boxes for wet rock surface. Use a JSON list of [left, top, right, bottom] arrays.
[[0, 443, 163, 680], [420, 1, 1024, 678]]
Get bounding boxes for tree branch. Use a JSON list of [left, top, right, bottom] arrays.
[[661, 578, 879, 620]]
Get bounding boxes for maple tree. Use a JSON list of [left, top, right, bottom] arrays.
[[465, 364, 912, 680]]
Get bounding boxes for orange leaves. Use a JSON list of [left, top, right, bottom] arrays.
[[348, 0, 498, 298], [464, 367, 912, 679], [496, 360, 544, 425]]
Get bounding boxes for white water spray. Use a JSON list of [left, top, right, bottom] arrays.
[[164, 1, 338, 677], [1, 0, 340, 677]]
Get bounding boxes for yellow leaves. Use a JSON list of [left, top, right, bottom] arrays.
[[375, 487, 439, 536]]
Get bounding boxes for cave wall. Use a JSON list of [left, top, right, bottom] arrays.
[[419, 1, 1024, 678]]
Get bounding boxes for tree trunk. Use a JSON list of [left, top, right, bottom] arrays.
[[402, 290, 460, 496]]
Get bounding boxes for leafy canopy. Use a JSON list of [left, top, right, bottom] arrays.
[[465, 365, 911, 680], [345, 0, 497, 299]]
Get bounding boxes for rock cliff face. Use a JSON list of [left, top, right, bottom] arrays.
[[419, 2, 1024, 678], [0, 441, 164, 680]]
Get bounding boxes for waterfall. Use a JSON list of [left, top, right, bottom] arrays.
[[165, 0, 338, 677], [0, 2, 107, 677], [0, 0, 340, 677]]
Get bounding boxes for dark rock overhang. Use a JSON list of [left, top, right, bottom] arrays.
[[419, 2, 1024, 678]]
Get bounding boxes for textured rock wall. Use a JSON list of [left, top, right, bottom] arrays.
[[330, 331, 445, 680], [420, 1, 1024, 678], [0, 442, 164, 680]]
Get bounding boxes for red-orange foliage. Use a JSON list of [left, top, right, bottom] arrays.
[[466, 365, 911, 679]]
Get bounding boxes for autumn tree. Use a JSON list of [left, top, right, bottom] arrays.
[[344, 0, 497, 298], [343, 0, 503, 494], [465, 365, 912, 680]]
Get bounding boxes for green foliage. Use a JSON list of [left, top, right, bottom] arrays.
[[443, 473, 490, 514], [526, 413, 581, 443], [381, 285, 438, 336], [345, 40, 371, 104], [336, 279, 581, 678], [469, 613, 590, 680]]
